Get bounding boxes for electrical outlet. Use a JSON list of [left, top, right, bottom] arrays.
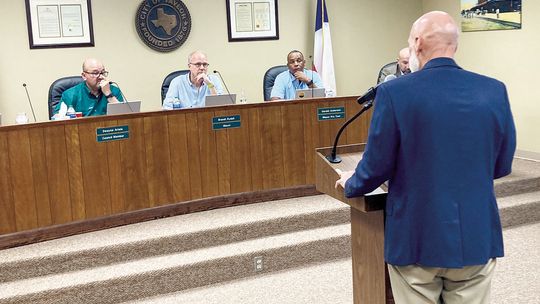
[[254, 256, 263, 272]]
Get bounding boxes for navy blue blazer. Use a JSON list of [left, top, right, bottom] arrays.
[[345, 58, 516, 268]]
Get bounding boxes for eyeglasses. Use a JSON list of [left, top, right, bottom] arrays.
[[84, 70, 109, 77], [189, 62, 209, 68]]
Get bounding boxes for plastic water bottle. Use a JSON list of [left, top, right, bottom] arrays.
[[239, 90, 247, 104], [172, 98, 181, 109], [66, 106, 76, 119], [15, 112, 28, 124]]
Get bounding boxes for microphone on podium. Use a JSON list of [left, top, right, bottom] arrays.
[[22, 83, 37, 122], [327, 75, 397, 163], [357, 74, 397, 104]]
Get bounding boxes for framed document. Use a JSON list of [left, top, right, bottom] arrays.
[[25, 0, 95, 49], [226, 0, 279, 42]]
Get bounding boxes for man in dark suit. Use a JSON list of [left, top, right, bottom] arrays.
[[336, 11, 516, 304]]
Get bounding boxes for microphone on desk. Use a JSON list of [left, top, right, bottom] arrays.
[[108, 81, 135, 113], [22, 83, 37, 122], [213, 70, 236, 105]]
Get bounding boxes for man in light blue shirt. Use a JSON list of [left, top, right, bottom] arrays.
[[163, 51, 223, 109], [270, 50, 324, 101]]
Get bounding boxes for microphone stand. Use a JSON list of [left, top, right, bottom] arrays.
[[213, 70, 236, 105], [326, 100, 374, 163], [22, 83, 37, 122]]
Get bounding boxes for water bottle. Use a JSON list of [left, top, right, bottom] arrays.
[[239, 90, 247, 104], [66, 106, 76, 119], [15, 112, 29, 124], [172, 98, 181, 109]]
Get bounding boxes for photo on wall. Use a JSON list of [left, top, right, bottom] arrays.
[[461, 0, 522, 32]]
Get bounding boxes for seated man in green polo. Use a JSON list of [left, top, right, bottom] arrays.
[[54, 58, 124, 117]]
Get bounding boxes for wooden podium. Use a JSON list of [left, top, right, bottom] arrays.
[[315, 144, 393, 304]]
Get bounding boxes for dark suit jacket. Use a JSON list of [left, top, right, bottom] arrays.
[[345, 58, 516, 268]]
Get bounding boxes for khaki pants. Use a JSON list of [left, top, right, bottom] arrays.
[[388, 259, 496, 304]]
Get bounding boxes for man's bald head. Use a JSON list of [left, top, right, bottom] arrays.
[[408, 11, 459, 70], [397, 47, 410, 74]]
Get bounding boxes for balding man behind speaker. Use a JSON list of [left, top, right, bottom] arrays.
[[336, 11, 516, 304]]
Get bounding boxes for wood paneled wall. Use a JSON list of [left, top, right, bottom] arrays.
[[0, 96, 369, 235]]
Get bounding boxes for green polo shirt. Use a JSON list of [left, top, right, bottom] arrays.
[[54, 82, 124, 117]]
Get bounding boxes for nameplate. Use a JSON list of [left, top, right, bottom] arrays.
[[317, 107, 345, 121], [96, 125, 130, 142], [213, 115, 241, 130]]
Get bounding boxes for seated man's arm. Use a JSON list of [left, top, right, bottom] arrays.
[[269, 74, 286, 101], [162, 77, 181, 110], [208, 74, 223, 95]]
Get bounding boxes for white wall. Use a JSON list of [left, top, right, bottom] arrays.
[[422, 0, 540, 153]]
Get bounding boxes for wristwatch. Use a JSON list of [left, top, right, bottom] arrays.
[[105, 93, 114, 98], [307, 79, 314, 86]]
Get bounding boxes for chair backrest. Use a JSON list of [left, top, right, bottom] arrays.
[[263, 65, 288, 101], [48, 76, 84, 119], [161, 70, 190, 103], [377, 61, 398, 84]]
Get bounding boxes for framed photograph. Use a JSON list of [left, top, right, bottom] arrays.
[[25, 0, 95, 49], [461, 0, 522, 32], [226, 0, 279, 42]]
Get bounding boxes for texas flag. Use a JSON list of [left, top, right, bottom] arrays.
[[313, 0, 337, 95]]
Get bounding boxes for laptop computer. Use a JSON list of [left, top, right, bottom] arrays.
[[106, 101, 142, 115], [205, 94, 236, 107], [295, 88, 326, 99]]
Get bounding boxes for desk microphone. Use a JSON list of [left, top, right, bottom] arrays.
[[213, 70, 236, 105], [109, 81, 134, 113], [22, 83, 37, 122]]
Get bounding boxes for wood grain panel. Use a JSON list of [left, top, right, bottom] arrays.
[[78, 121, 112, 218], [281, 103, 306, 186], [351, 208, 386, 304], [64, 124, 85, 221], [260, 106, 284, 189], [228, 108, 252, 193], [144, 116, 174, 206], [346, 100, 365, 144], [248, 108, 263, 190], [44, 125, 73, 225], [106, 132, 126, 214], [167, 114, 192, 202], [306, 102, 322, 184], [213, 109, 232, 196], [28, 128, 52, 227], [197, 111, 219, 198], [0, 132, 16, 234], [185, 114, 203, 199], [8, 129, 38, 231], [119, 118, 149, 211]]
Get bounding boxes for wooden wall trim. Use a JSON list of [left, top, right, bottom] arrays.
[[0, 185, 320, 250]]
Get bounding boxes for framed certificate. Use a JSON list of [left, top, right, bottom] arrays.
[[226, 0, 279, 42], [25, 0, 95, 49]]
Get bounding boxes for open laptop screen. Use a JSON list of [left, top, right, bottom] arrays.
[[205, 94, 236, 107], [295, 88, 326, 99], [106, 101, 142, 115]]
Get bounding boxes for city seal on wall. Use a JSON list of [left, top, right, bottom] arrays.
[[135, 0, 191, 52]]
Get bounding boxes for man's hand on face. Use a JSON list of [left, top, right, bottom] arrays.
[[293, 71, 311, 84], [98, 78, 112, 95], [195, 73, 211, 85]]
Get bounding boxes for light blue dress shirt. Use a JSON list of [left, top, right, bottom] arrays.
[[163, 73, 223, 109], [270, 69, 324, 100]]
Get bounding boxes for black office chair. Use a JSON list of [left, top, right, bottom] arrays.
[[263, 65, 288, 101], [48, 76, 84, 119], [161, 70, 190, 103], [376, 61, 398, 84]]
